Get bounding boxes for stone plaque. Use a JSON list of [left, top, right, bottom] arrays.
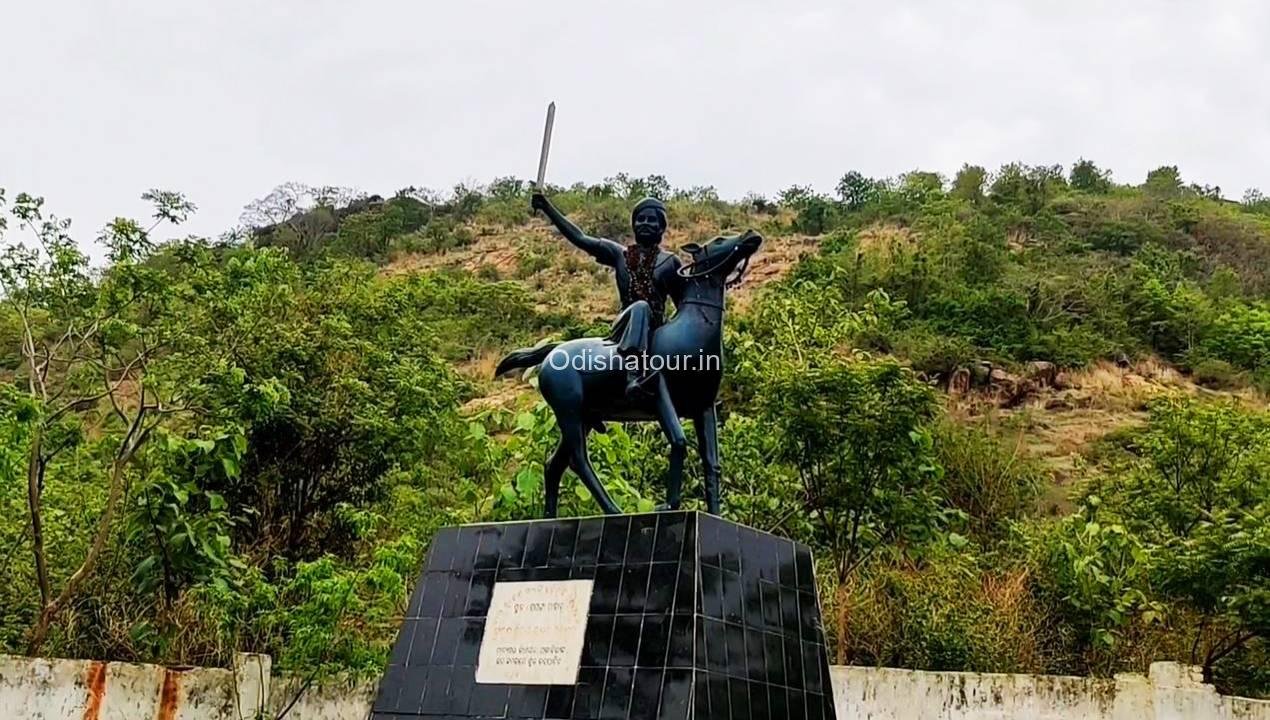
[[475, 579, 594, 685]]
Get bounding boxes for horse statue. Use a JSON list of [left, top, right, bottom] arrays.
[[495, 230, 763, 517]]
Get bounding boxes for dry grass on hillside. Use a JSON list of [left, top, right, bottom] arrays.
[[382, 217, 820, 320], [855, 223, 918, 258], [952, 357, 1268, 514]]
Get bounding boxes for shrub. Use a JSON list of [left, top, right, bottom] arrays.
[[1027, 327, 1113, 368], [1143, 166, 1184, 198], [1088, 218, 1162, 254], [475, 403, 661, 520], [391, 218, 475, 255], [925, 286, 1033, 357], [715, 413, 812, 540], [840, 548, 1051, 672], [568, 196, 630, 240], [1124, 260, 1214, 360], [989, 163, 1066, 215], [1204, 303, 1270, 371], [891, 326, 978, 379], [330, 205, 405, 260], [1189, 357, 1245, 389], [1029, 500, 1160, 674], [515, 250, 552, 278], [935, 422, 1044, 541], [476, 196, 532, 228], [195, 532, 420, 681]]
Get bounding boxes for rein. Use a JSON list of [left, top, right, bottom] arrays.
[[677, 246, 752, 288]]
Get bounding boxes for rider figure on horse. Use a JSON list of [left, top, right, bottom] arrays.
[[531, 191, 683, 397]]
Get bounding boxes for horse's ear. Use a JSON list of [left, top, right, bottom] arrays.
[[681, 243, 703, 256]]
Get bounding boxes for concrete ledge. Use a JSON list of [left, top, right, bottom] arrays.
[[0, 652, 270, 720], [2, 654, 1267, 719], [829, 662, 1270, 720]]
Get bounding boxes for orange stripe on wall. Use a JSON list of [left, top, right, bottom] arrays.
[[81, 661, 106, 720], [156, 669, 180, 720]]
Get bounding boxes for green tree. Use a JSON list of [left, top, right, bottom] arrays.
[[836, 171, 883, 211], [127, 429, 247, 605], [0, 189, 204, 652], [989, 163, 1066, 214], [163, 249, 469, 557], [1100, 397, 1268, 680], [1157, 504, 1268, 682], [1070, 158, 1113, 193], [759, 354, 944, 583], [1143, 166, 1184, 198], [950, 164, 988, 204], [779, 186, 837, 234], [899, 171, 945, 205]]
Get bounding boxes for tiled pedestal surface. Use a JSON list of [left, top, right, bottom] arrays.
[[372, 511, 836, 720]]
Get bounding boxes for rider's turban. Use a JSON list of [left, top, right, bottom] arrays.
[[631, 197, 668, 229]]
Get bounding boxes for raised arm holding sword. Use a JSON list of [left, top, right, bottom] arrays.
[[529, 102, 684, 398]]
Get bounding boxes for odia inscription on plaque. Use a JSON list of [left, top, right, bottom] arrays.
[[475, 579, 594, 685]]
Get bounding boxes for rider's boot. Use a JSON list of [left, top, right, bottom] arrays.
[[625, 360, 657, 400]]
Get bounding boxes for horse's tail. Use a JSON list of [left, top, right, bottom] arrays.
[[494, 342, 559, 378]]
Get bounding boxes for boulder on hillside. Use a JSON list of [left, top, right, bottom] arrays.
[[970, 361, 994, 388], [948, 367, 972, 395], [1025, 360, 1058, 387]]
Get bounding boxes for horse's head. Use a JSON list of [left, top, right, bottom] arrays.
[[678, 230, 763, 289]]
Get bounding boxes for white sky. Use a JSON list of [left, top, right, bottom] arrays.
[[2, 1, 1268, 247]]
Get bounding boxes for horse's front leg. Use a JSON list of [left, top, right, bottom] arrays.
[[652, 375, 687, 510], [694, 403, 721, 514]]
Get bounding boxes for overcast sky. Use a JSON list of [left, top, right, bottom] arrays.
[[2, 1, 1268, 247]]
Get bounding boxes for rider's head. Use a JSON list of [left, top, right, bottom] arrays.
[[631, 197, 667, 248]]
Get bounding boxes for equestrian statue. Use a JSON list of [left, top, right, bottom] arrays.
[[496, 190, 762, 516]]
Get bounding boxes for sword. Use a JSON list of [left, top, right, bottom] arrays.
[[536, 101, 555, 190]]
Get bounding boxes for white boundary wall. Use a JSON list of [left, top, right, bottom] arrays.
[[829, 662, 1270, 720], [0, 653, 270, 720], [2, 654, 1267, 719]]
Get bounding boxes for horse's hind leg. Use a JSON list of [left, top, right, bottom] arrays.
[[561, 418, 621, 515], [543, 440, 570, 518], [653, 375, 687, 510]]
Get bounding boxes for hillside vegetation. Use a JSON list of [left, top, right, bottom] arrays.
[[0, 162, 1267, 697]]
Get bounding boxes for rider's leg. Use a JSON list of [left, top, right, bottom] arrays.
[[613, 302, 644, 353], [617, 301, 653, 398]]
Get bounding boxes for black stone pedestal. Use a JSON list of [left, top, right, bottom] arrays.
[[372, 511, 836, 720]]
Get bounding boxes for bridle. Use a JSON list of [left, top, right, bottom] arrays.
[[676, 244, 752, 288]]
